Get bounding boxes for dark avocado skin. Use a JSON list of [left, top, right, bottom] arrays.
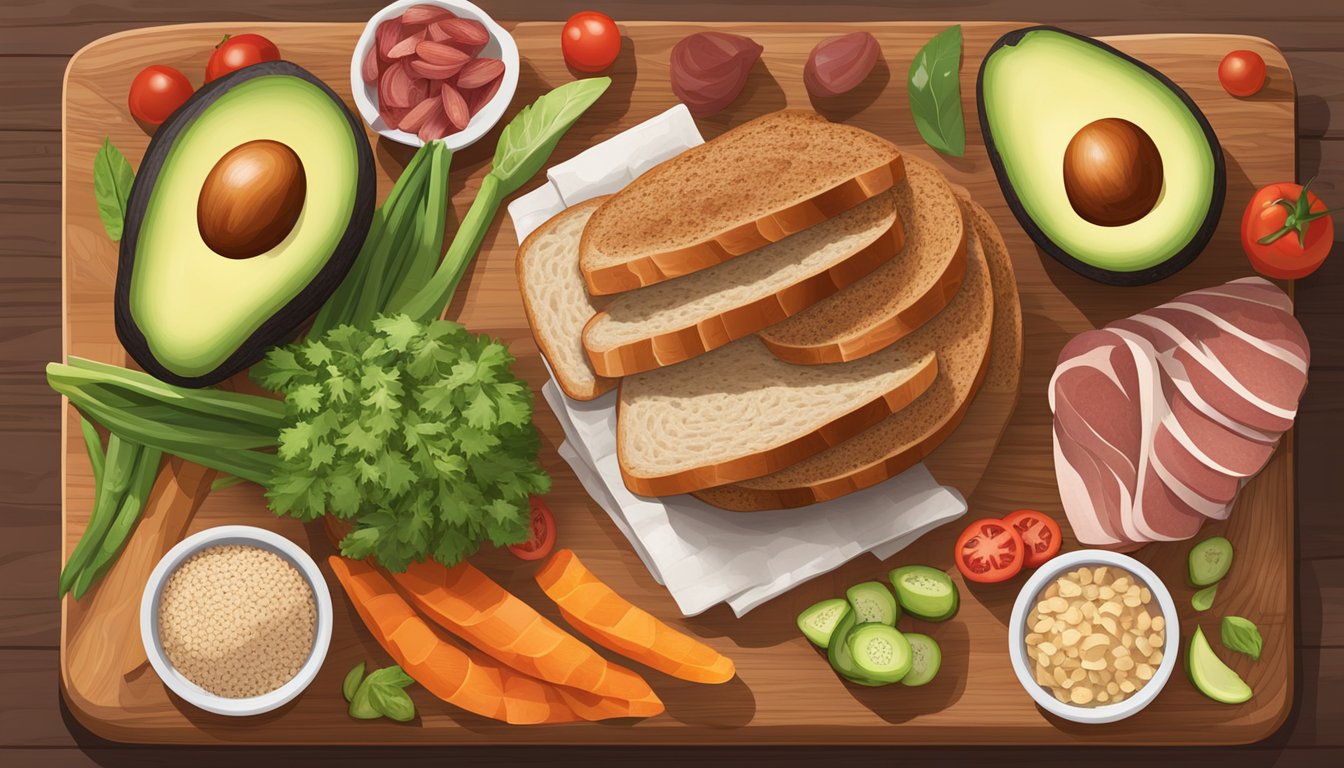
[[976, 26, 1226, 287], [115, 60, 375, 388]]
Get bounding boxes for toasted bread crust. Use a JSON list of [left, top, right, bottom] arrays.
[[516, 198, 616, 401], [616, 352, 939, 497], [583, 208, 905, 378], [695, 196, 1021, 511]]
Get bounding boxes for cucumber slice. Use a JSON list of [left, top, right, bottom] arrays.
[[1191, 583, 1218, 612], [889, 565, 959, 621], [797, 598, 850, 649], [1188, 626, 1253, 704], [900, 633, 942, 687], [826, 610, 887, 686], [846, 624, 912, 684], [1188, 536, 1234, 587], [846, 581, 899, 626]]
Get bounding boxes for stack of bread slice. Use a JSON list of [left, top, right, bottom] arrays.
[[519, 110, 1022, 511]]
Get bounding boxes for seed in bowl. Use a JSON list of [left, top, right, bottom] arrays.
[[363, 4, 507, 141], [1024, 565, 1165, 707], [158, 544, 316, 699]]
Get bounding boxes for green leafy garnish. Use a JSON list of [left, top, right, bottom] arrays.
[[342, 661, 366, 702], [1192, 584, 1218, 612], [348, 664, 416, 722], [1220, 616, 1263, 661], [907, 26, 966, 157], [93, 137, 135, 241]]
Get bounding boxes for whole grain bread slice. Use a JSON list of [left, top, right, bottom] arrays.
[[695, 194, 1022, 511], [582, 192, 903, 378], [616, 336, 938, 497], [757, 155, 967, 364], [517, 198, 615, 401], [579, 110, 905, 296]]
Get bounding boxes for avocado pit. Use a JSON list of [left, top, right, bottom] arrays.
[[1063, 117, 1163, 227], [198, 139, 306, 259]]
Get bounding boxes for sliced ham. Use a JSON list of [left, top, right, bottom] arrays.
[[1050, 279, 1307, 549]]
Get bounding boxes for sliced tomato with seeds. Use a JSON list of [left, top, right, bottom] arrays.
[[1003, 509, 1062, 569], [508, 498, 557, 561], [954, 518, 1024, 584]]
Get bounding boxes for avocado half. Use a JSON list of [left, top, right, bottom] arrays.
[[116, 60, 375, 387], [977, 27, 1225, 286]]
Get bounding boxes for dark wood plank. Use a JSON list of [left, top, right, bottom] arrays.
[[0, 184, 60, 257], [1300, 559, 1344, 648], [0, 131, 61, 184], [1296, 371, 1344, 560], [0, 58, 67, 132], [1289, 53, 1344, 139]]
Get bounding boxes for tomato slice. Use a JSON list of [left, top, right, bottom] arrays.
[[508, 498, 557, 561], [1003, 509, 1062, 569], [954, 518, 1024, 584]]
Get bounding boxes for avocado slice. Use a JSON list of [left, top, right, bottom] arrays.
[[977, 27, 1224, 285], [1188, 625, 1253, 704], [116, 61, 375, 387]]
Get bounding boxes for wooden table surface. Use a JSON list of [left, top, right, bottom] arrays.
[[1, 1, 1340, 765]]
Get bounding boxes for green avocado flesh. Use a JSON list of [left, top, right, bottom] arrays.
[[1188, 626, 1253, 704], [978, 27, 1223, 285], [117, 61, 373, 386]]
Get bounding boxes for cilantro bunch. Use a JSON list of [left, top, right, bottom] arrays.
[[254, 316, 550, 569]]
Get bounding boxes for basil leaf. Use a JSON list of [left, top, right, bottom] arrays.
[[491, 77, 611, 191], [364, 664, 414, 689], [1191, 583, 1217, 612], [93, 137, 135, 241], [907, 25, 966, 157], [1221, 616, 1263, 661], [348, 679, 382, 719], [368, 683, 417, 722], [342, 661, 366, 702]]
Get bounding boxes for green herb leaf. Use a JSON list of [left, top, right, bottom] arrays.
[[93, 137, 135, 241], [492, 77, 612, 188], [342, 661, 365, 702], [348, 679, 382, 720], [907, 26, 966, 157], [1221, 616, 1263, 661], [368, 683, 417, 722], [1192, 583, 1218, 612], [363, 664, 414, 689]]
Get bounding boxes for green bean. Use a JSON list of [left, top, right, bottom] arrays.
[[79, 416, 105, 493], [72, 446, 163, 598], [59, 433, 138, 596]]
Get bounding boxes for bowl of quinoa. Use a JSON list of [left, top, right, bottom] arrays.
[[141, 525, 333, 716]]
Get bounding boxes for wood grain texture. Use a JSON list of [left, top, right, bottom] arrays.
[[53, 21, 1300, 745]]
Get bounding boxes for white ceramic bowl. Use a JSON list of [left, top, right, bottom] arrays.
[[350, 0, 520, 149], [1007, 549, 1180, 724], [140, 525, 333, 717]]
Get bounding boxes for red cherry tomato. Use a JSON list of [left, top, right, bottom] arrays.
[[954, 518, 1025, 584], [128, 65, 194, 127], [1002, 509, 1062, 569], [561, 11, 621, 73], [1219, 50, 1266, 97], [1241, 180, 1334, 279], [206, 33, 281, 81], [508, 498, 557, 561]]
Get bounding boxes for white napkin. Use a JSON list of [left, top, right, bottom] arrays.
[[511, 106, 968, 617]]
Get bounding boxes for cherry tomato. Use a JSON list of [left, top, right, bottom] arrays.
[[954, 518, 1025, 584], [128, 65, 194, 127], [561, 11, 621, 73], [508, 498, 557, 561], [206, 33, 281, 81], [1241, 180, 1334, 279], [1003, 509, 1062, 569], [1219, 50, 1266, 97]]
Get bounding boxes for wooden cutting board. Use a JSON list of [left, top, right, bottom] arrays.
[[59, 21, 1295, 745]]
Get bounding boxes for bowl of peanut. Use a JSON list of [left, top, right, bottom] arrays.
[[1008, 549, 1179, 724]]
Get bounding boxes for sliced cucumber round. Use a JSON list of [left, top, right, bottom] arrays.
[[900, 633, 942, 687], [797, 598, 850, 649], [1188, 535, 1234, 587], [827, 610, 887, 685], [889, 565, 959, 621], [846, 624, 912, 684], [846, 580, 899, 626]]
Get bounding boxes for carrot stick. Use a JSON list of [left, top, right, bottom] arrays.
[[536, 549, 736, 685], [389, 558, 663, 717], [328, 556, 582, 725]]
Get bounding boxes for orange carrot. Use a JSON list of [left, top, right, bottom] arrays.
[[389, 558, 664, 718], [328, 556, 583, 725], [536, 549, 736, 684]]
